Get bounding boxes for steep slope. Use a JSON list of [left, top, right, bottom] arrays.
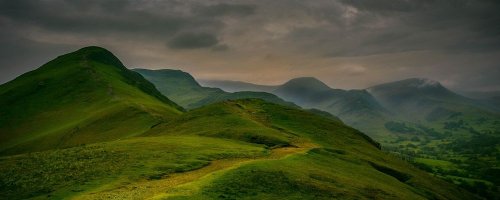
[[0, 47, 183, 155], [134, 68, 296, 109]]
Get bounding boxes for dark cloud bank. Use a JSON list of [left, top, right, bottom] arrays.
[[0, 0, 499, 91]]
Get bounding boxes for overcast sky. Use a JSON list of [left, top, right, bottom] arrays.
[[1, 0, 499, 91]]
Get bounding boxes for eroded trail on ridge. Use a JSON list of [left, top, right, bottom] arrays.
[[72, 141, 318, 200]]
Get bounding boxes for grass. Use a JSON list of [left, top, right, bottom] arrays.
[[0, 135, 267, 199], [414, 158, 456, 170], [145, 99, 473, 200], [0, 98, 475, 199], [0, 47, 480, 200], [0, 47, 183, 155]]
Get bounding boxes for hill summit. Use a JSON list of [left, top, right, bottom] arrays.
[[279, 77, 332, 93], [0, 46, 183, 155]]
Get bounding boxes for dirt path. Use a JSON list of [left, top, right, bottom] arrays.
[[72, 141, 317, 200]]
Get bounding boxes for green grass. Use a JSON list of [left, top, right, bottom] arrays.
[[145, 99, 473, 200], [163, 149, 424, 200], [0, 135, 267, 199], [0, 47, 183, 155], [0, 47, 480, 200], [0, 98, 476, 199], [414, 158, 456, 170]]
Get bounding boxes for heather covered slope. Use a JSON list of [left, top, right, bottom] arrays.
[[133, 68, 296, 109], [0, 47, 183, 155]]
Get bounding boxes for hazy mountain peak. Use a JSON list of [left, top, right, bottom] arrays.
[[407, 78, 442, 88], [282, 77, 331, 91], [369, 78, 446, 92]]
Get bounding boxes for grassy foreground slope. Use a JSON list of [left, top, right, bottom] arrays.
[[0, 99, 475, 199], [0, 47, 183, 155], [0, 135, 267, 199], [133, 68, 296, 109], [145, 99, 474, 200], [0, 47, 476, 199]]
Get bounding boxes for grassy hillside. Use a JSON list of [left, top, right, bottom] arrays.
[[270, 77, 390, 137], [0, 47, 183, 155], [367, 78, 500, 198], [0, 99, 476, 199], [133, 69, 296, 109], [198, 77, 500, 198]]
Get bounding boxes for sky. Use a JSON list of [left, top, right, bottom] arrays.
[[1, 0, 499, 91]]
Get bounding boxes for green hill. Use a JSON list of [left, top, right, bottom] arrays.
[[0, 47, 183, 155], [0, 47, 479, 199], [133, 68, 296, 109], [271, 77, 390, 136], [0, 99, 476, 199], [201, 77, 389, 132], [198, 77, 500, 198]]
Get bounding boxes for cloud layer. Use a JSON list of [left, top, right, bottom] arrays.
[[0, 0, 499, 91]]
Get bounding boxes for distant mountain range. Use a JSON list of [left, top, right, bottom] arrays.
[[201, 74, 500, 198], [0, 46, 477, 199], [133, 69, 297, 109], [0, 46, 491, 199], [202, 76, 500, 135]]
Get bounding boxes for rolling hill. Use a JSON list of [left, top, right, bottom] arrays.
[[133, 68, 296, 109], [0, 99, 477, 199], [199, 77, 500, 198], [0, 46, 183, 155], [0, 47, 480, 199], [202, 77, 390, 136]]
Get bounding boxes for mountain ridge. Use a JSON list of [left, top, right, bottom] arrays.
[[0, 47, 486, 199], [134, 68, 297, 109], [0, 46, 183, 155]]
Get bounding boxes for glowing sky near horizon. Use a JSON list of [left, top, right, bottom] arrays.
[[0, 0, 499, 91]]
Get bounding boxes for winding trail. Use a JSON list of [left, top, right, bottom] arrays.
[[72, 141, 317, 200]]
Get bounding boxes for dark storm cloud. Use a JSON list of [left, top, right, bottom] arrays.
[[0, 0, 203, 37], [330, 0, 500, 55], [0, 0, 258, 39], [195, 3, 257, 17], [167, 32, 219, 49], [0, 0, 499, 91], [275, 0, 500, 57]]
